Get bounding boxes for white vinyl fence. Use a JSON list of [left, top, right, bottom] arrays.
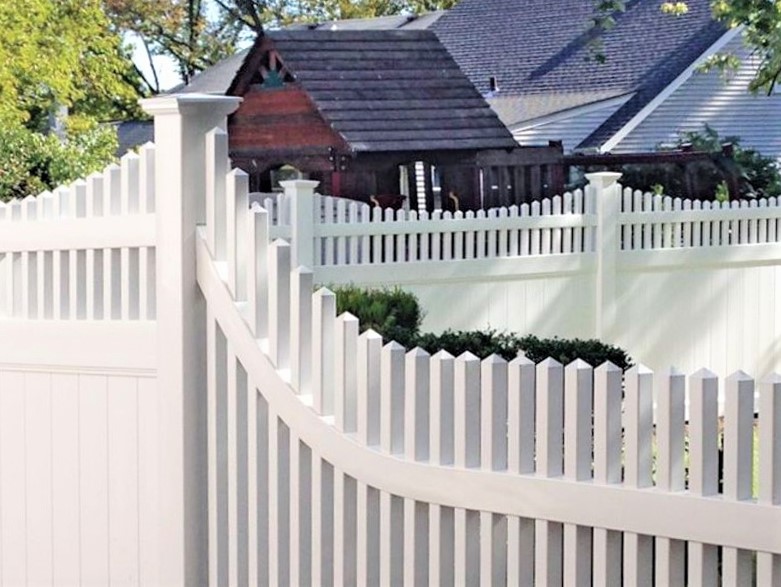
[[199, 122, 781, 585], [259, 177, 781, 379], [0, 94, 780, 586]]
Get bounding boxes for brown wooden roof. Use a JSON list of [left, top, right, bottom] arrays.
[[228, 30, 518, 154]]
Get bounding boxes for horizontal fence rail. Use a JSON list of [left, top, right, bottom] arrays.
[[620, 189, 781, 251], [262, 183, 781, 272], [199, 139, 781, 586], [266, 189, 596, 264], [0, 145, 157, 321]]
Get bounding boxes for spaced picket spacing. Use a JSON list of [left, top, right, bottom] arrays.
[[191, 129, 781, 584], [4, 100, 780, 587], [0, 146, 157, 321]]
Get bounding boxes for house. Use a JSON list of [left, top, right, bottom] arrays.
[[176, 28, 565, 210], [431, 0, 781, 161]]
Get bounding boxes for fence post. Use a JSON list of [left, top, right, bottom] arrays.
[[140, 93, 242, 586], [588, 172, 623, 341], [281, 179, 320, 268]]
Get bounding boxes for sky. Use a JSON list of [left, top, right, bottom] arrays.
[[130, 33, 182, 92]]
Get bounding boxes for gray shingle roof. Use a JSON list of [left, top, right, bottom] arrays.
[[176, 49, 249, 95], [250, 30, 518, 152], [432, 0, 727, 149]]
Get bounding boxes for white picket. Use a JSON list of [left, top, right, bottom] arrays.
[[758, 374, 781, 584], [688, 369, 720, 586], [593, 362, 623, 585], [655, 368, 686, 586], [454, 352, 480, 586], [563, 360, 593, 586], [535, 358, 564, 585], [722, 372, 755, 585]]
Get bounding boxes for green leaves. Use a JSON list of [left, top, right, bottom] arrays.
[[0, 0, 139, 126], [0, 123, 118, 201]]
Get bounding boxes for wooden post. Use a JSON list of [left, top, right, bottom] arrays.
[[281, 179, 320, 269], [588, 171, 623, 341], [140, 93, 241, 586]]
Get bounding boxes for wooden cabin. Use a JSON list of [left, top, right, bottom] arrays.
[[180, 30, 565, 210]]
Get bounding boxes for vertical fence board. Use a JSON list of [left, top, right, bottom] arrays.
[[563, 360, 593, 586], [79, 375, 110, 585], [454, 353, 481, 585], [758, 374, 781, 584], [107, 376, 140, 586], [51, 373, 80, 586], [624, 365, 654, 586], [688, 369, 720, 586], [593, 362, 623, 585], [655, 368, 686, 586]]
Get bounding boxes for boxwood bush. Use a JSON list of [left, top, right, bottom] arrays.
[[332, 286, 632, 369], [331, 285, 422, 348], [414, 330, 632, 370]]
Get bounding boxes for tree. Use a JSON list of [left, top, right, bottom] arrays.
[[109, 0, 459, 91], [0, 0, 139, 199], [592, 0, 781, 94], [106, 0, 242, 93], [0, 0, 141, 127], [214, 0, 458, 31]]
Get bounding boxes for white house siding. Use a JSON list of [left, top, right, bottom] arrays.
[[614, 36, 781, 160], [512, 95, 631, 152]]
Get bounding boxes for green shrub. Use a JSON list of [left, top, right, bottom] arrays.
[[413, 329, 632, 369], [516, 334, 632, 369], [331, 285, 423, 347], [331, 286, 632, 369], [413, 329, 521, 360]]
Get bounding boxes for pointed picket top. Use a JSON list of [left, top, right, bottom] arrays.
[[566, 358, 593, 372], [336, 311, 359, 326], [761, 372, 781, 386], [456, 351, 480, 364], [664, 365, 684, 377], [139, 140, 156, 150], [509, 353, 534, 368], [250, 201, 263, 212], [432, 349, 455, 361], [595, 360, 622, 374], [690, 367, 719, 382], [359, 328, 383, 343], [383, 340, 406, 354], [537, 356, 563, 369], [228, 167, 249, 180], [626, 363, 653, 377], [271, 237, 291, 248], [482, 353, 507, 366], [120, 150, 140, 164], [406, 346, 430, 360], [726, 370, 754, 384]]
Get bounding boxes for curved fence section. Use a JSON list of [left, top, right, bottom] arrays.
[[198, 128, 781, 586]]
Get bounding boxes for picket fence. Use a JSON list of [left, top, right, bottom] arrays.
[[258, 185, 781, 267], [0, 94, 779, 586]]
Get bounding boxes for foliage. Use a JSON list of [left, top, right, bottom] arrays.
[[616, 125, 781, 199], [592, 0, 781, 94], [513, 334, 632, 369], [217, 0, 459, 30], [106, 0, 242, 92], [710, 0, 781, 93], [414, 329, 632, 369], [0, 123, 118, 201], [333, 285, 632, 369], [332, 285, 423, 347], [0, 0, 141, 127]]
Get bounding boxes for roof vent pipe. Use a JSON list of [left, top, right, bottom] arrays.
[[489, 76, 499, 93]]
